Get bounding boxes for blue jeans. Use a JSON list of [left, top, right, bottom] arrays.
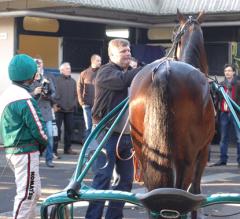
[[82, 105, 92, 141], [45, 120, 53, 162], [85, 133, 133, 219], [219, 112, 240, 163]]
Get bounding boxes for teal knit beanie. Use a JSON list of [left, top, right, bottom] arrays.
[[8, 54, 37, 81]]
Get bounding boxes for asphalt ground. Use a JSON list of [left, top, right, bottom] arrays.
[[1, 144, 240, 218]]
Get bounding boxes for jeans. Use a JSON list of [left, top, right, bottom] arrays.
[[45, 120, 53, 162], [219, 112, 240, 163], [54, 112, 74, 153], [82, 105, 92, 141], [85, 133, 133, 219], [86, 125, 104, 160]]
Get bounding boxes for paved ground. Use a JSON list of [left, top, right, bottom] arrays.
[[0, 143, 149, 218], [1, 144, 240, 218]]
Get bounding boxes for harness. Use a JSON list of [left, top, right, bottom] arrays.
[[152, 16, 199, 77]]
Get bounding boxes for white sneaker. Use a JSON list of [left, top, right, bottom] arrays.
[[46, 161, 54, 168], [53, 153, 61, 159]]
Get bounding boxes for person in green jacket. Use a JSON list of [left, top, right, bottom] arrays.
[[0, 54, 48, 219]]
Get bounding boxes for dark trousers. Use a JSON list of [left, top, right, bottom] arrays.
[[219, 112, 240, 163], [54, 111, 74, 153], [85, 133, 133, 219]]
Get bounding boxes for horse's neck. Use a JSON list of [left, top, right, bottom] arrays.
[[180, 34, 208, 74], [181, 50, 208, 74]]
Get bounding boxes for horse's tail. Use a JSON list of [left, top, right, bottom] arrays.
[[143, 63, 173, 190]]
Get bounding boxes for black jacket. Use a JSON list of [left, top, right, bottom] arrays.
[[92, 62, 141, 124], [30, 74, 56, 121], [54, 75, 77, 112]]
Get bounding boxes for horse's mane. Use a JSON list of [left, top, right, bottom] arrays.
[[180, 23, 203, 70]]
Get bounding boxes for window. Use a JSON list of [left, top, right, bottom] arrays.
[[106, 28, 129, 38], [23, 16, 59, 33]]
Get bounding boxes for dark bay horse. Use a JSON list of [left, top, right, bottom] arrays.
[[129, 11, 215, 218]]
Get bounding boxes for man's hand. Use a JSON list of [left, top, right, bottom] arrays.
[[33, 86, 42, 95], [39, 144, 46, 154], [53, 104, 61, 112]]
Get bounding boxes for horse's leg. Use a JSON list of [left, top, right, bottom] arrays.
[[175, 161, 194, 190], [174, 145, 196, 190], [189, 145, 208, 194], [174, 155, 199, 219], [189, 144, 209, 219]]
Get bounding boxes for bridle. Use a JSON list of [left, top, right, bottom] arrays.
[[167, 16, 199, 60], [152, 16, 199, 77]]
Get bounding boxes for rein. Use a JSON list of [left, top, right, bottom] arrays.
[[113, 112, 143, 182], [207, 75, 240, 129], [115, 116, 135, 161]]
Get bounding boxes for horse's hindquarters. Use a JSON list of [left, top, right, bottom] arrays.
[[129, 60, 215, 192]]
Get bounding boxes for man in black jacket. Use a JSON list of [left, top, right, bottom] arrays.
[[53, 62, 77, 155], [86, 39, 142, 219]]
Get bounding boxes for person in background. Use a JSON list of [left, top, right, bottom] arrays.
[[212, 64, 240, 167], [30, 58, 56, 167], [77, 54, 102, 142], [53, 62, 77, 155], [85, 39, 142, 219], [0, 54, 48, 218]]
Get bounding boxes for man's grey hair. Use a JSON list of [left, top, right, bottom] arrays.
[[108, 39, 130, 57], [91, 54, 101, 62], [59, 62, 70, 73]]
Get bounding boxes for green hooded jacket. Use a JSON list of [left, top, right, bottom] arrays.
[[0, 84, 48, 154]]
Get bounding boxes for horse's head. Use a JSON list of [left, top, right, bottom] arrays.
[[173, 10, 208, 74]]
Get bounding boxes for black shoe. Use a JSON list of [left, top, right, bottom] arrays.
[[64, 149, 77, 155], [211, 160, 226, 167], [46, 161, 54, 168]]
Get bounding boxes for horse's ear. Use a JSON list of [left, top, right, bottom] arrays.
[[177, 9, 186, 25], [196, 11, 205, 24]]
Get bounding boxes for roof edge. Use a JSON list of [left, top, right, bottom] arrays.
[[0, 10, 151, 28]]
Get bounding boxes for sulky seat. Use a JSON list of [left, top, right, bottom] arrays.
[[136, 188, 206, 218]]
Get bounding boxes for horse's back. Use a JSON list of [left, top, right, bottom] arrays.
[[131, 59, 210, 107]]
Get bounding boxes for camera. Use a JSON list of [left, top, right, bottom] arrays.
[[36, 59, 41, 65], [41, 78, 50, 95]]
